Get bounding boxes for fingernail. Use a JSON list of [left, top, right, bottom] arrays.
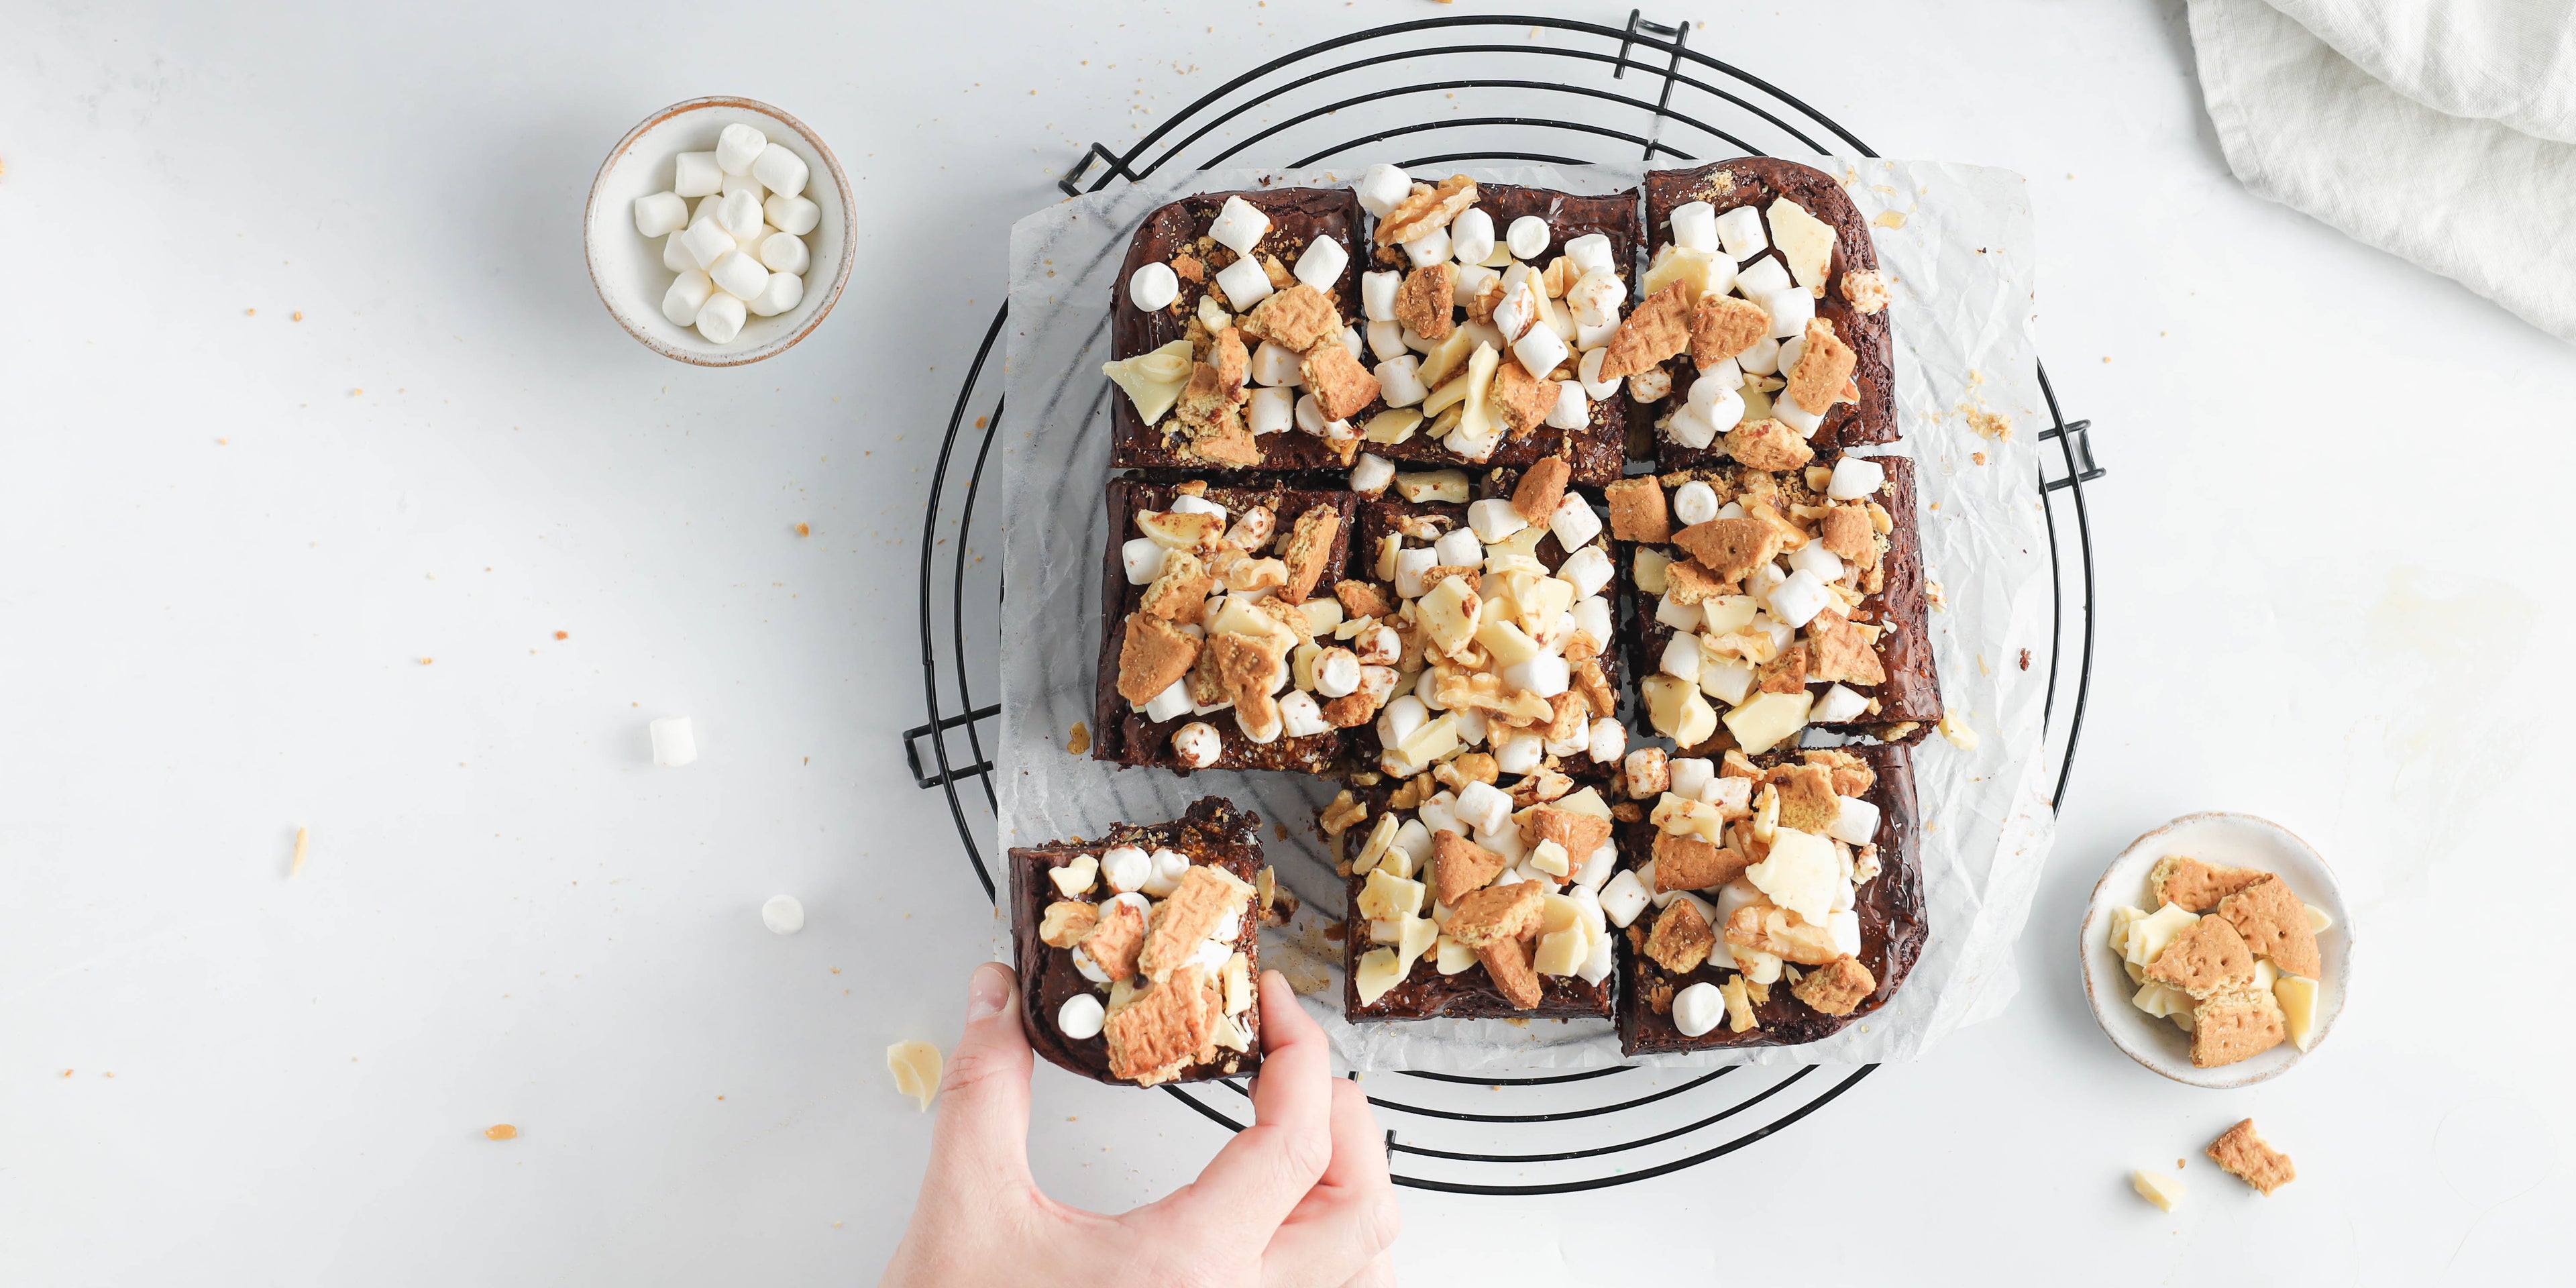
[[965, 962, 1014, 1022]]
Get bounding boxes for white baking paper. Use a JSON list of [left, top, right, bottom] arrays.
[[997, 161, 2055, 1071]]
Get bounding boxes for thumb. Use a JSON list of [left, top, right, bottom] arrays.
[[925, 961, 1035, 1197]]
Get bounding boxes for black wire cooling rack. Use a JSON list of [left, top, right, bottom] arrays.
[[906, 11, 2104, 1195]]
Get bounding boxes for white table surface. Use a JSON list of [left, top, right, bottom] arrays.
[[5, 1, 2571, 1282]]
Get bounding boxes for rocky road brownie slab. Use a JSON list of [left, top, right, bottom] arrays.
[[1608, 453, 1938, 752], [1631, 158, 1896, 468], [1010, 797, 1278, 1087], [1611, 742, 1925, 1054], [1094, 476, 1358, 772]]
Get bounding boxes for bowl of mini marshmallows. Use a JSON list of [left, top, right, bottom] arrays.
[[584, 97, 854, 366]]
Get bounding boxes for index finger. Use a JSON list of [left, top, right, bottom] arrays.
[[1161, 970, 1335, 1237]]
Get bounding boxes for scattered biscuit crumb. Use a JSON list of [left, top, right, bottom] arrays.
[[1971, 451, 1986, 466], [484, 1124, 518, 1140], [351, 388, 364, 396], [60, 1069, 72, 1077], [1065, 720, 1091, 755], [1872, 210, 1906, 229], [1925, 581, 1947, 610], [554, 631, 568, 640], [418, 657, 433, 665], [290, 826, 310, 878], [244, 308, 256, 316], [796, 522, 811, 537], [1962, 407, 2013, 441], [292, 311, 304, 321]]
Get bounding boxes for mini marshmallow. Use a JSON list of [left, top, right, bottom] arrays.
[[678, 221, 737, 272], [1572, 594, 1613, 647], [1448, 208, 1496, 266], [1315, 647, 1362, 698], [1454, 261, 1500, 303], [1656, 403, 1713, 455], [1248, 386, 1295, 435], [716, 189, 765, 239], [1787, 539, 1843, 584], [1811, 682, 1869, 724], [1774, 386, 1827, 437], [1352, 453, 1396, 496], [1566, 270, 1627, 328], [1366, 320, 1407, 362], [710, 250, 770, 302], [1511, 323, 1568, 379], [1599, 869, 1651, 928], [1455, 780, 1513, 835], [1503, 655, 1570, 698], [1669, 482, 1724, 528], [1356, 163, 1413, 217], [661, 270, 714, 325], [1828, 794, 1881, 846], [720, 170, 765, 202], [748, 270, 804, 319], [1654, 592, 1703, 632], [1130, 262, 1179, 312], [1715, 205, 1767, 260], [1294, 235, 1349, 289], [764, 193, 820, 236], [1250, 339, 1304, 387], [1401, 325, 1437, 354], [675, 152, 723, 197], [1058, 991, 1106, 1040], [1122, 537, 1169, 584], [1695, 382, 1747, 437], [1377, 694, 1428, 748], [1629, 368, 1673, 402], [1172, 722, 1223, 767], [1734, 255, 1792, 301], [1576, 346, 1622, 399], [661, 232, 694, 272], [1766, 568, 1834, 628], [1546, 381, 1590, 430], [1560, 547, 1614, 600], [1493, 726, 1546, 775], [1490, 282, 1535, 343], [1737, 335, 1781, 376], [763, 894, 805, 935], [1670, 757, 1715, 798], [1375, 355, 1428, 407], [1392, 547, 1439, 599], [1576, 315, 1619, 351], [1659, 632, 1703, 681], [1280, 690, 1330, 738], [1545, 716, 1591, 759], [1295, 393, 1328, 436], [1506, 214, 1551, 260], [1828, 455, 1887, 500], [751, 143, 808, 197], [1549, 494, 1603, 552], [1563, 232, 1614, 277], [1361, 270, 1401, 322], [1102, 845, 1152, 893], [650, 716, 697, 766], [1670, 201, 1719, 252], [1169, 494, 1228, 519], [759, 230, 810, 276], [1588, 718, 1625, 763], [633, 191, 688, 237], [1702, 355, 1745, 391], [1672, 981, 1726, 1037], [1777, 335, 1807, 378], [694, 291, 747, 343], [716, 123, 768, 175], [1340, 324, 1364, 360], [1213, 255, 1273, 311], [1209, 195, 1271, 254], [1138, 849, 1192, 898], [1144, 680, 1193, 722], [1401, 226, 1451, 269], [1432, 527, 1482, 569]]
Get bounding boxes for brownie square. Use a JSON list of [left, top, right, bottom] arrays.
[[1615, 455, 1939, 746], [1335, 465, 1623, 782], [1616, 743, 1926, 1055], [1110, 188, 1364, 474], [1642, 159, 1898, 468], [1093, 476, 1358, 771], [1333, 785, 1619, 1022], [1363, 182, 1641, 484], [1010, 797, 1269, 1085]]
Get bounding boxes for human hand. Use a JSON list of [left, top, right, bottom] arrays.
[[881, 961, 1399, 1287]]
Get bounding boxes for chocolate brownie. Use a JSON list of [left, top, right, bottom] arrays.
[[1616, 743, 1925, 1054], [1010, 797, 1269, 1085], [1613, 455, 1939, 748], [1111, 188, 1366, 473], [1093, 477, 1358, 771], [1641, 159, 1897, 467]]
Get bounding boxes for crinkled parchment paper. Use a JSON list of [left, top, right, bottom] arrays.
[[997, 162, 2054, 1071]]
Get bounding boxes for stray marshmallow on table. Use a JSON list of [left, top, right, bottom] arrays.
[[649, 716, 697, 767], [635, 121, 819, 345]]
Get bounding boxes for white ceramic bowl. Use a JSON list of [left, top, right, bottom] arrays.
[[584, 97, 854, 366], [2078, 812, 2353, 1088]]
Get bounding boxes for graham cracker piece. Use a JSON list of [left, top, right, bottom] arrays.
[[1653, 832, 1750, 892], [1756, 643, 1811, 694], [1138, 864, 1254, 983], [1242, 283, 1341, 352], [1518, 805, 1611, 865], [2151, 854, 2268, 912], [1690, 294, 1769, 370], [1725, 417, 1814, 472], [1644, 899, 1716, 974], [1208, 326, 1249, 399], [1116, 614, 1201, 705], [1106, 963, 1217, 1085], [1674, 517, 1782, 583], [1444, 879, 1544, 947], [1430, 830, 1508, 907], [2143, 916, 2257, 999], [1801, 747, 1875, 796], [1140, 548, 1213, 624], [1394, 264, 1455, 339], [1819, 504, 1874, 563], [1476, 934, 1544, 1009], [1183, 420, 1263, 467], [1207, 631, 1286, 739], [1278, 506, 1342, 602], [1784, 317, 1857, 413], [2188, 988, 2286, 1068], [1489, 361, 1555, 437], [1662, 559, 1735, 604], [1511, 457, 1570, 525], [1300, 343, 1381, 421], [1335, 579, 1391, 621], [1599, 282, 1693, 378], [2217, 876, 2323, 979], [1791, 954, 1875, 1016], [1765, 763, 1840, 835], [1603, 476, 1672, 543], [1079, 898, 1150, 981], [2206, 1118, 2296, 1195], [1808, 618, 1886, 687]]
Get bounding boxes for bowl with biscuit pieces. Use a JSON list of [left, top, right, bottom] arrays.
[[2080, 812, 2351, 1087]]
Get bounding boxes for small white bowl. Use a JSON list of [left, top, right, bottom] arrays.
[[583, 97, 854, 366], [2078, 812, 2352, 1089]]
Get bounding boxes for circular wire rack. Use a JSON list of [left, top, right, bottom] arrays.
[[908, 11, 2104, 1195]]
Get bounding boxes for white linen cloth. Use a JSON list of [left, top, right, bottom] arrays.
[[2188, 0, 2576, 342]]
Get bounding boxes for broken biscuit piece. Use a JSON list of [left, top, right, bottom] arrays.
[[2216, 876, 2323, 980], [2149, 853, 2267, 912], [2206, 1118, 2296, 1195]]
